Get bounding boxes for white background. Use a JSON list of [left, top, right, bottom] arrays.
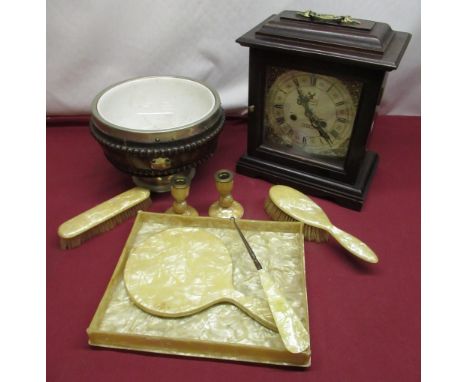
[[47, 0, 420, 116]]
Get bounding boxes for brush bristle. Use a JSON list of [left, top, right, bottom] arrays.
[[59, 197, 152, 250], [264, 196, 329, 243]]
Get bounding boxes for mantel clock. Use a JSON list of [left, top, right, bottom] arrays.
[[236, 10, 411, 210]]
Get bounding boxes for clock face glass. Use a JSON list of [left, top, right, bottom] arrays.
[[263, 67, 363, 161]]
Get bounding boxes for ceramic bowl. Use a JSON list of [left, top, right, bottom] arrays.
[[90, 76, 224, 192]]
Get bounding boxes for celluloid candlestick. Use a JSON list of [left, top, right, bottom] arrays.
[[165, 175, 198, 216], [209, 169, 244, 219]]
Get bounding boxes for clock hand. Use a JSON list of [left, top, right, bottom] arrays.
[[308, 115, 333, 146], [293, 78, 311, 107], [294, 80, 333, 146]]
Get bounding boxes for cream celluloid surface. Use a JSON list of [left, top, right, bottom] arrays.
[[124, 227, 277, 330], [89, 213, 310, 367], [231, 217, 309, 353], [269, 185, 379, 264], [58, 187, 150, 239], [258, 269, 310, 353]]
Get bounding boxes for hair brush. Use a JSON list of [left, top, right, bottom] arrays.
[[265, 185, 378, 264], [58, 187, 151, 249]]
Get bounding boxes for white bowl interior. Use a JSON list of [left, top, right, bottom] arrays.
[[97, 77, 216, 131]]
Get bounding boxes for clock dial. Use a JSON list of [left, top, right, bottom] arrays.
[[264, 68, 362, 159]]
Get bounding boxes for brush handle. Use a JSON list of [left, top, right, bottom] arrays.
[[258, 269, 310, 353], [328, 225, 379, 263]]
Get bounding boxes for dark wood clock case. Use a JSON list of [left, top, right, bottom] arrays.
[[236, 11, 411, 210]]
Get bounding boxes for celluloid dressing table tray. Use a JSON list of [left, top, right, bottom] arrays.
[[87, 212, 311, 367]]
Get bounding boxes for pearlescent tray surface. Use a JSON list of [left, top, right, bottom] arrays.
[[87, 212, 310, 367]]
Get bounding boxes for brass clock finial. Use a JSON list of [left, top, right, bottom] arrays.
[[297, 10, 360, 25]]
